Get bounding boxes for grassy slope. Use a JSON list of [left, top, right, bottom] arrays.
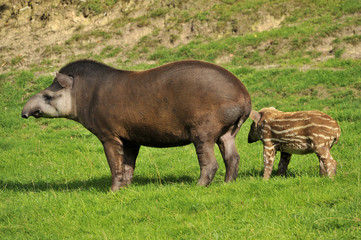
[[74, 0, 361, 69], [4, 0, 360, 72], [1, 0, 361, 239]]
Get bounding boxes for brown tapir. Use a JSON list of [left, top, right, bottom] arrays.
[[22, 59, 252, 191]]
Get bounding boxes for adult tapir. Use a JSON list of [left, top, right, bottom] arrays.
[[22, 59, 252, 191]]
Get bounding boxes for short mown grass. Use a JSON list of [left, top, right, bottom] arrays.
[[0, 63, 360, 239]]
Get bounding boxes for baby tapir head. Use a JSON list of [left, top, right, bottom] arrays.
[[248, 107, 276, 143], [22, 73, 75, 119]]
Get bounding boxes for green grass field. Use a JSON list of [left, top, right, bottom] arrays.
[[1, 0, 361, 239], [1, 64, 360, 239]]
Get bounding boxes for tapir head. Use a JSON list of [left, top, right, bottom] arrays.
[[22, 73, 75, 119], [248, 107, 278, 143], [248, 110, 263, 143]]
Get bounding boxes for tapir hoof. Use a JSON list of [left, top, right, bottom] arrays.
[[110, 179, 131, 192]]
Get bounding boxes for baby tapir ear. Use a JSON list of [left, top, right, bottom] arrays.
[[56, 73, 73, 88], [249, 110, 261, 123]]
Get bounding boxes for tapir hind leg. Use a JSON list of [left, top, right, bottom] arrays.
[[315, 147, 337, 177], [217, 116, 247, 182], [102, 139, 140, 191], [194, 141, 219, 186], [217, 127, 243, 182], [277, 152, 292, 176]]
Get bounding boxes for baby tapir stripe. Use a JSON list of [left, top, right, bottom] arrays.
[[248, 107, 340, 179]]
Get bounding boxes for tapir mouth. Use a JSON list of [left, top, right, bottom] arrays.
[[33, 110, 41, 118], [21, 109, 42, 119]]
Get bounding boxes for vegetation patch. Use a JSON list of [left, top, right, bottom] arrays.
[[79, 0, 119, 16]]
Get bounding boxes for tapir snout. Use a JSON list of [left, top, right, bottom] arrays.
[[21, 95, 43, 119]]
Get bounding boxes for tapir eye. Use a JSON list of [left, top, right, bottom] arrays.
[[44, 94, 53, 101]]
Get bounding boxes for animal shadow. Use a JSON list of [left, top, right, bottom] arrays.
[[0, 175, 195, 192], [133, 175, 195, 186], [0, 177, 111, 192], [239, 168, 298, 179], [1, 169, 301, 192]]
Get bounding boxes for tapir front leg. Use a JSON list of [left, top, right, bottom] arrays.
[[263, 145, 276, 179], [102, 140, 140, 191]]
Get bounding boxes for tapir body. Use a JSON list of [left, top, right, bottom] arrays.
[[22, 60, 251, 191]]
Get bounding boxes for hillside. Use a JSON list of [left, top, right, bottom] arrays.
[[1, 0, 360, 73]]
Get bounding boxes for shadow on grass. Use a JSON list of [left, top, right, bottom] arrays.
[[0, 177, 111, 193], [1, 170, 303, 192], [133, 175, 195, 186], [239, 168, 299, 178], [0, 175, 195, 192]]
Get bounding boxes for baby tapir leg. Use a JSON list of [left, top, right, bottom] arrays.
[[316, 147, 337, 177], [263, 146, 276, 179], [103, 140, 140, 191], [277, 152, 292, 176]]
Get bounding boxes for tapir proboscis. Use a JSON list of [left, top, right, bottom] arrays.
[[22, 60, 252, 191]]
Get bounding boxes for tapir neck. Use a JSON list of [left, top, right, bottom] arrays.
[[72, 70, 131, 131]]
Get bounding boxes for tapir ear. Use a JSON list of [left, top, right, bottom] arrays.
[[249, 110, 261, 123], [56, 73, 73, 88]]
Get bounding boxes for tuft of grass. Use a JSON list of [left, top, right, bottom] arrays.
[[320, 59, 361, 68], [79, 0, 118, 16], [10, 56, 24, 66], [41, 45, 65, 57], [334, 48, 344, 59], [343, 35, 361, 45], [149, 8, 168, 18], [100, 46, 122, 58]]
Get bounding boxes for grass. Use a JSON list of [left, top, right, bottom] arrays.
[[0, 62, 360, 239], [79, 0, 119, 16], [10, 56, 24, 66]]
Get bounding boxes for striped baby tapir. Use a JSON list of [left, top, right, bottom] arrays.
[[248, 107, 341, 179]]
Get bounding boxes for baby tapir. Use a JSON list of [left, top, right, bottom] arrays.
[[248, 107, 340, 179], [22, 60, 252, 191]]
